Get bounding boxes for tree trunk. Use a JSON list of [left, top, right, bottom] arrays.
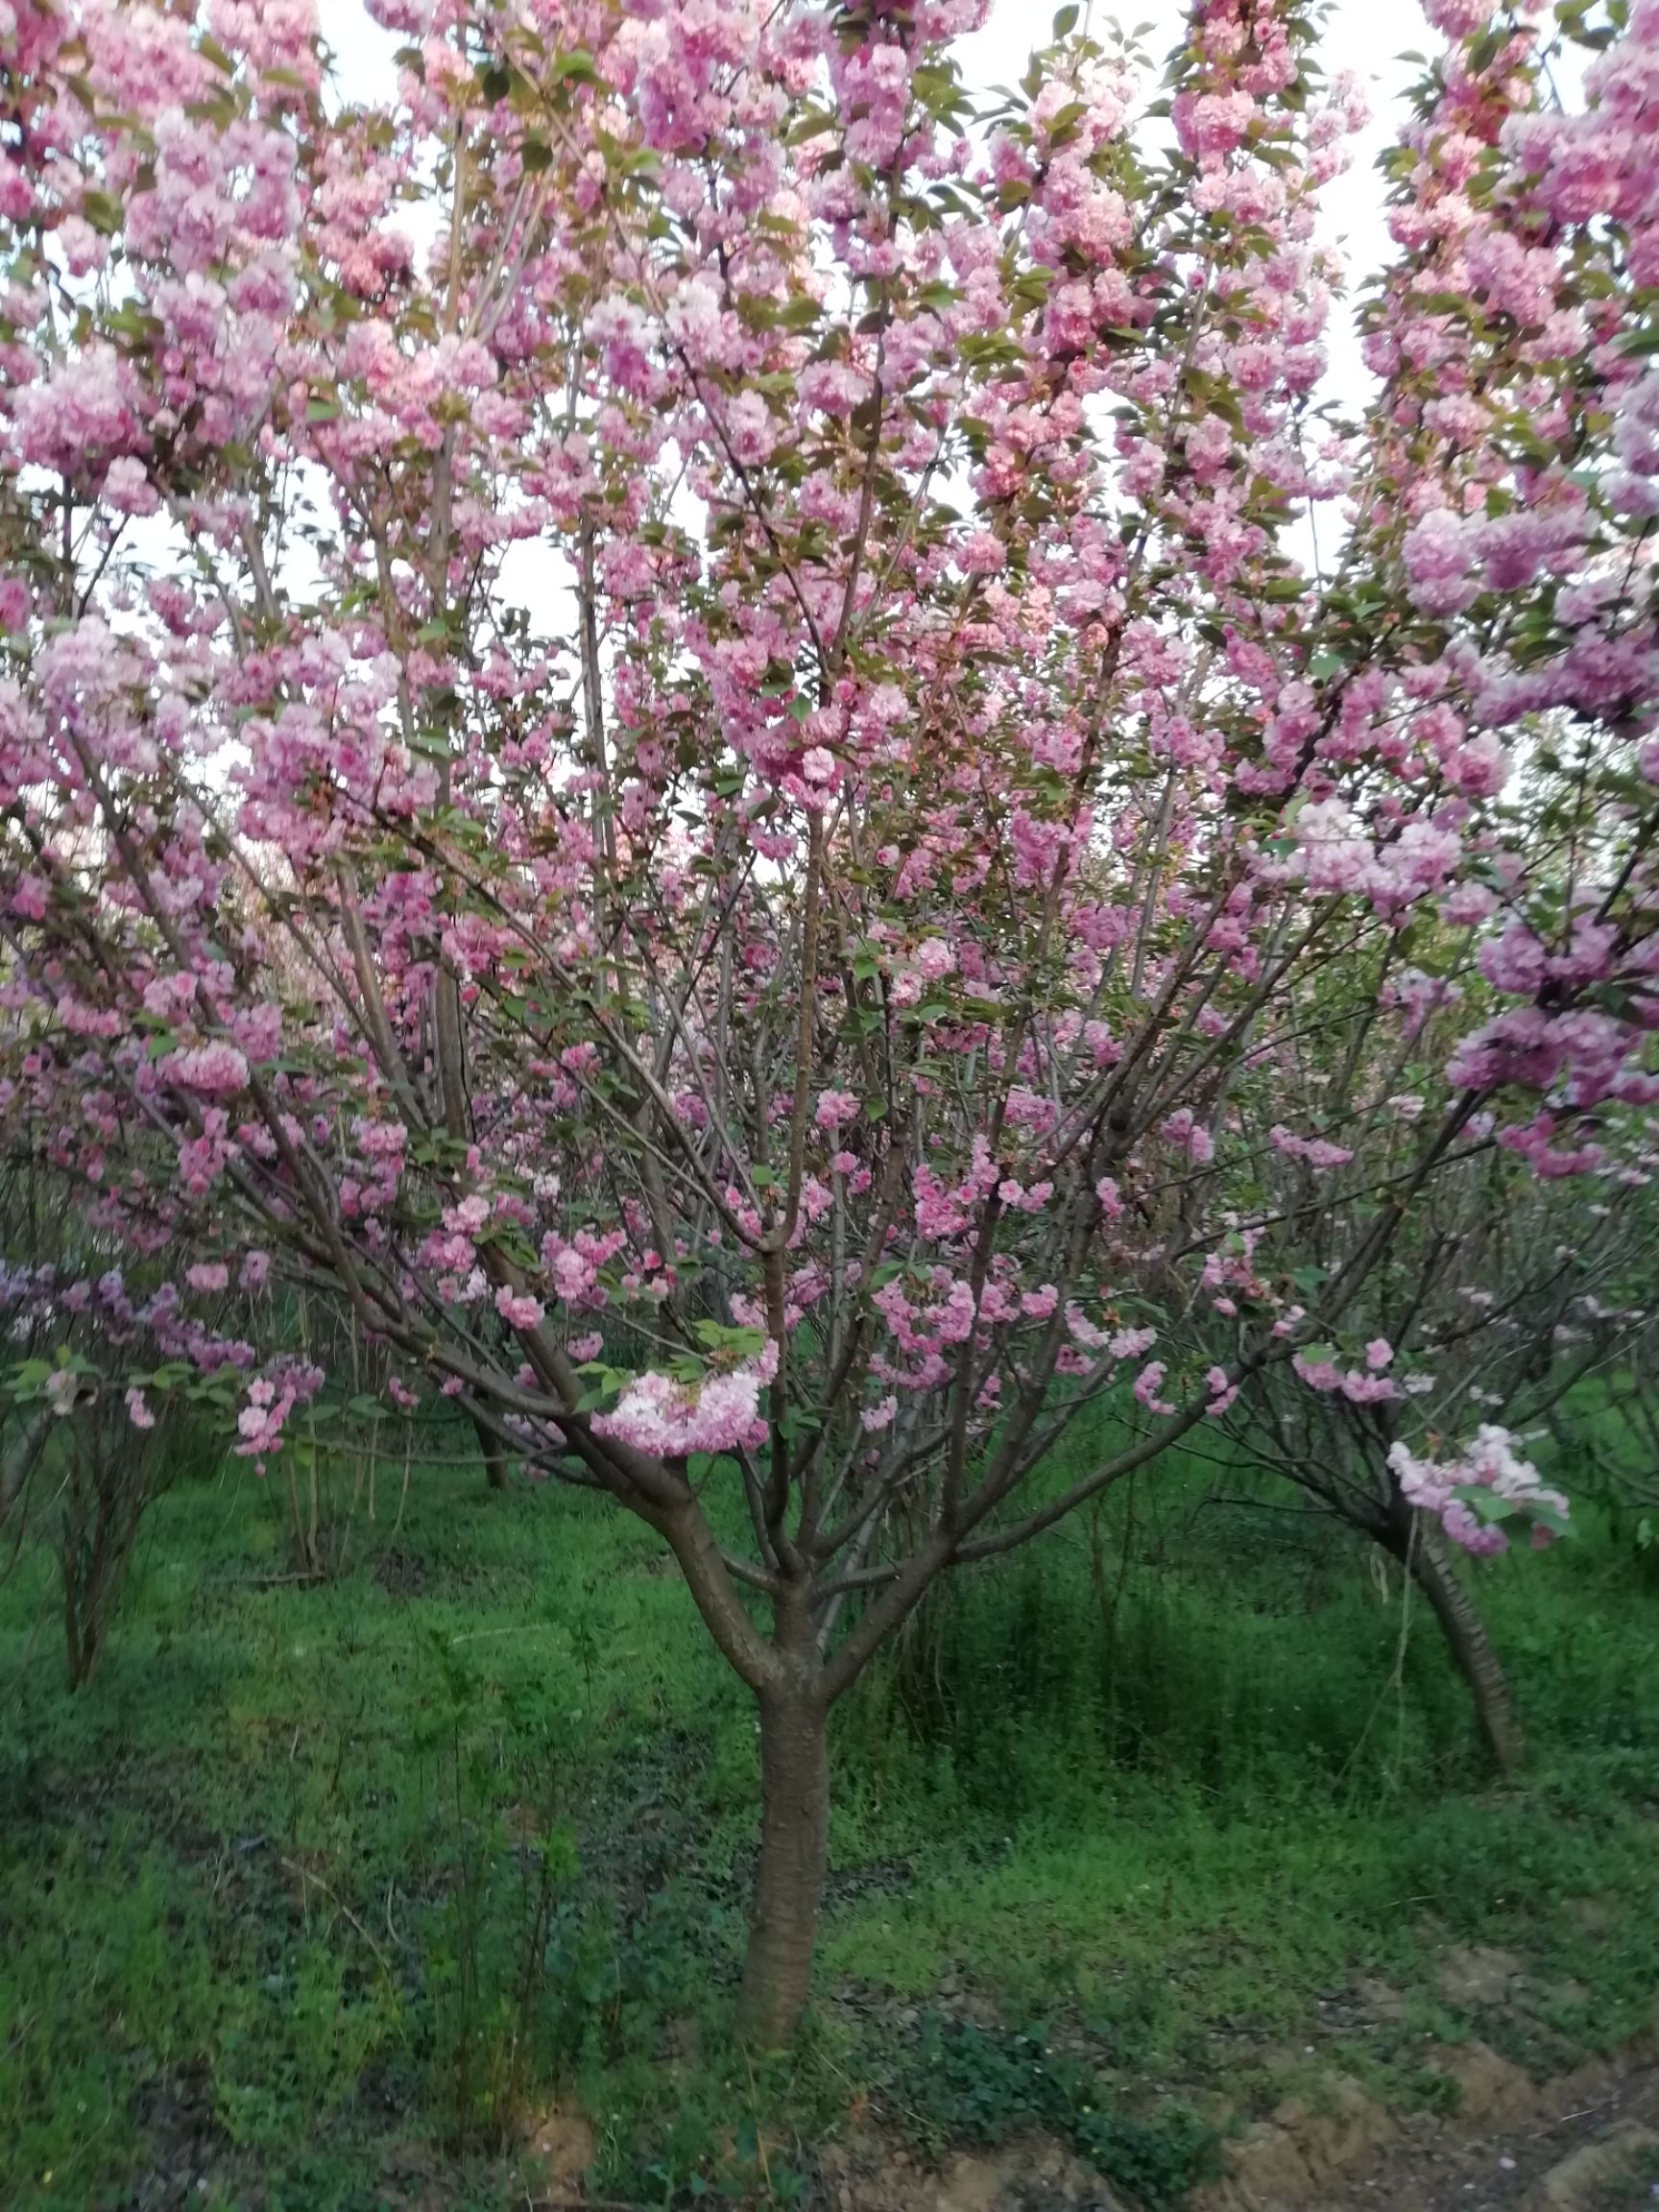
[[1382, 1511, 1523, 1773], [1, 1408, 52, 1531], [737, 1681, 830, 2047], [471, 1411, 510, 1492]]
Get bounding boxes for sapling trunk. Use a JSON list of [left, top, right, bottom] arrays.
[[1379, 1506, 1523, 1774], [1406, 1524, 1524, 1774]]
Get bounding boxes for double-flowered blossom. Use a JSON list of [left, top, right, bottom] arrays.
[[1388, 1426, 1571, 1556]]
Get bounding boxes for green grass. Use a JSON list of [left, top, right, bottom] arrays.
[[2, 1430, 1657, 2207]]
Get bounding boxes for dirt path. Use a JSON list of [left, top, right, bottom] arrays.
[[1317, 2052, 1659, 2212], [1186, 2028, 1659, 2212], [807, 2042, 1659, 2212]]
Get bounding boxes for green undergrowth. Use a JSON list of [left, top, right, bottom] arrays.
[[2, 1426, 1656, 2208]]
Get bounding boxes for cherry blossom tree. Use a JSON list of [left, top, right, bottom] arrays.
[[1213, 1066, 1654, 1767], [0, 0, 1655, 2039]]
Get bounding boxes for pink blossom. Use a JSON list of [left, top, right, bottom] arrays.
[[1161, 1109, 1214, 1165], [1133, 1360, 1174, 1414], [166, 1043, 250, 1096], [102, 455, 160, 517], [1402, 509, 1478, 617], [595, 1345, 778, 1460], [1387, 1426, 1570, 1556]]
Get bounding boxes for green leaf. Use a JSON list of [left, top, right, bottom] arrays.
[[81, 189, 125, 236], [691, 1319, 767, 1358], [549, 47, 602, 86], [1453, 1485, 1516, 1524]]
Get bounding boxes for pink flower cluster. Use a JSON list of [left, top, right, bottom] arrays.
[[235, 1358, 325, 1464], [593, 1340, 779, 1460], [1293, 1339, 1395, 1404], [1387, 1425, 1570, 1556], [1270, 1126, 1354, 1171]]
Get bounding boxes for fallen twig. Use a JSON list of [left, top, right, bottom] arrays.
[[523, 2198, 653, 2211], [1527, 2094, 1620, 2138]]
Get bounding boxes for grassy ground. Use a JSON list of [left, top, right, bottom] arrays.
[[2, 1427, 1657, 2209]]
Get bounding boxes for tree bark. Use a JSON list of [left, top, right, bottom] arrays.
[[471, 1411, 511, 1492], [737, 1679, 830, 2047], [1380, 1509, 1523, 1774], [1410, 1525, 1524, 1773]]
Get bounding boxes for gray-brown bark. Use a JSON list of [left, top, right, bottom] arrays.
[[737, 1678, 830, 2047], [470, 1409, 511, 1492], [1380, 1508, 1523, 1774]]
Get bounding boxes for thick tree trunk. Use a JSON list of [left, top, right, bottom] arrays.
[[1381, 1509, 1523, 1773], [737, 1681, 830, 2047]]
